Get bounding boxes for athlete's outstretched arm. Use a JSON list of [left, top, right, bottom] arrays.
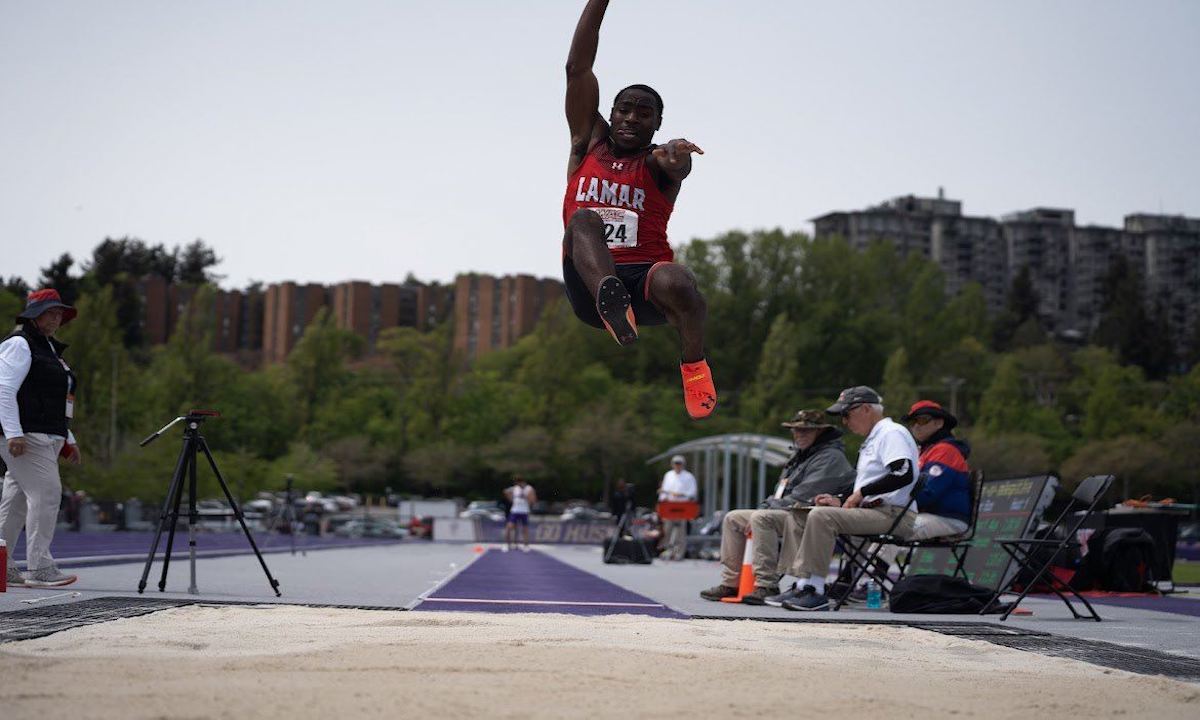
[[565, 0, 609, 173], [651, 138, 705, 183]]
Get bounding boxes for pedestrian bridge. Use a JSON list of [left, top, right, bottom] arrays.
[[648, 434, 793, 519]]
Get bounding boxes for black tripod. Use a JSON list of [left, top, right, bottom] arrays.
[[282, 474, 304, 557], [603, 490, 652, 564], [137, 410, 281, 596]]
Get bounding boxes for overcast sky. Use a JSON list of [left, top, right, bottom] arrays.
[[3, 1, 1197, 290]]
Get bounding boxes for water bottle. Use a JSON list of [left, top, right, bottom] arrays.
[[865, 579, 882, 609]]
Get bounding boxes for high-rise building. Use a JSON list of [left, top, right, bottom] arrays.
[[1127, 214, 1200, 345], [813, 191, 1007, 314], [453, 273, 562, 361], [263, 282, 327, 364], [1000, 208, 1074, 331], [331, 281, 427, 352], [813, 193, 1198, 355]]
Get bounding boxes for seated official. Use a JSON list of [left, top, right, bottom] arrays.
[[903, 400, 971, 538], [842, 400, 974, 600], [771, 387, 920, 611], [700, 410, 854, 605]]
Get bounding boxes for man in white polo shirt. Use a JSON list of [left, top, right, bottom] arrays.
[[776, 386, 919, 611], [658, 455, 697, 561]]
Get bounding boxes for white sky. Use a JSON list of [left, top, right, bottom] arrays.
[[3, 1, 1198, 289]]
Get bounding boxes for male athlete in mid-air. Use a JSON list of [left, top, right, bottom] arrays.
[[561, 0, 717, 419]]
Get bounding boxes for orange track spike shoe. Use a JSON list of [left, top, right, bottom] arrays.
[[680, 358, 717, 419], [596, 275, 638, 346]]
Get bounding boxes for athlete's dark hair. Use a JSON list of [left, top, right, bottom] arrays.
[[614, 84, 664, 116]]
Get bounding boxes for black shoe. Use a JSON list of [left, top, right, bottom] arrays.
[[740, 585, 780, 606], [764, 583, 804, 607], [781, 586, 830, 612], [699, 584, 738, 602], [596, 276, 638, 346]]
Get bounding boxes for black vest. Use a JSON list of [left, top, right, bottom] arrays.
[[4, 325, 75, 437]]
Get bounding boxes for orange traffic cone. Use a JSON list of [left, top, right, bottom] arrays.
[[721, 531, 755, 603]]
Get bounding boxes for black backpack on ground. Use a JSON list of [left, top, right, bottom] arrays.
[[1086, 528, 1157, 592], [602, 537, 654, 564], [888, 574, 1003, 614], [1014, 523, 1082, 591]]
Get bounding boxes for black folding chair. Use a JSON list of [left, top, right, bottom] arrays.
[[830, 480, 922, 611], [981, 474, 1115, 622], [894, 470, 986, 583]]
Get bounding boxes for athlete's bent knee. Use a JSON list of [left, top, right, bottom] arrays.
[[568, 208, 605, 231], [650, 264, 703, 309]]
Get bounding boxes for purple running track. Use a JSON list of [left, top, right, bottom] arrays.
[[1086, 594, 1200, 618], [415, 548, 685, 618], [7, 530, 402, 567]]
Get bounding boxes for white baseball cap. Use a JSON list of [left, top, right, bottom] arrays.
[[671, 455, 686, 465]]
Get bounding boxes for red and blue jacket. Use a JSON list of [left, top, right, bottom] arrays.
[[915, 432, 971, 524]]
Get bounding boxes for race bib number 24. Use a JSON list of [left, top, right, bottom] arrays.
[[593, 207, 639, 249]]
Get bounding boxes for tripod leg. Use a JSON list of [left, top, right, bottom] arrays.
[[137, 443, 189, 593], [200, 439, 282, 596], [187, 442, 199, 595], [158, 443, 190, 591]]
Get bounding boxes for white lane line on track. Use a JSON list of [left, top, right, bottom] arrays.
[[419, 598, 665, 608], [406, 546, 492, 610]]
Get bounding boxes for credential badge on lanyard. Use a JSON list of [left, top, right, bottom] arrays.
[[55, 345, 75, 420]]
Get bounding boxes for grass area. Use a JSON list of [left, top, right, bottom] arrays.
[[1173, 561, 1200, 586]]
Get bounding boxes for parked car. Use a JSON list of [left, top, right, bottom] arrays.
[[560, 506, 612, 522], [460, 501, 506, 522], [335, 518, 408, 539], [409, 515, 434, 539]]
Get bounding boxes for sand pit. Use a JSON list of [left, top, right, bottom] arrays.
[[1, 605, 1197, 719]]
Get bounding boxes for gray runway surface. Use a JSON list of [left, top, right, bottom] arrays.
[[4, 540, 1199, 664]]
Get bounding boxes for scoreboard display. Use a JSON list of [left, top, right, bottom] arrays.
[[906, 474, 1056, 590]]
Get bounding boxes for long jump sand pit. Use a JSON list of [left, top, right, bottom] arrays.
[[2, 605, 1197, 719]]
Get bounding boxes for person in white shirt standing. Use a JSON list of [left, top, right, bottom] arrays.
[[658, 455, 697, 561], [0, 289, 82, 588], [503, 476, 537, 551]]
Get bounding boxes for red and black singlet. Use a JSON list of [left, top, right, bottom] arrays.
[[562, 141, 675, 264]]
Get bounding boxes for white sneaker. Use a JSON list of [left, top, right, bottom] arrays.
[[23, 565, 77, 588], [5, 566, 26, 588]]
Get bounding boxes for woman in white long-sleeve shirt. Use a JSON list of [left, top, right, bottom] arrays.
[[0, 289, 81, 588]]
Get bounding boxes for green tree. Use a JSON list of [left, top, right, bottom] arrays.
[[880, 347, 918, 419], [994, 265, 1041, 350], [739, 314, 807, 430], [57, 286, 132, 464], [38, 253, 80, 304], [286, 308, 363, 428], [1092, 255, 1172, 379], [560, 399, 656, 503]]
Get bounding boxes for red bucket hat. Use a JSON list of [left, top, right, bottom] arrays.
[[901, 400, 957, 430], [16, 288, 78, 325]]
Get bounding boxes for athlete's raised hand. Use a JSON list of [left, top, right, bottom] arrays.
[[652, 138, 704, 174]]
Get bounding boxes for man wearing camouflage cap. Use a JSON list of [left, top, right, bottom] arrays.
[[700, 409, 854, 604]]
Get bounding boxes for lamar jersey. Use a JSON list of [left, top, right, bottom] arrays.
[[562, 141, 675, 264]]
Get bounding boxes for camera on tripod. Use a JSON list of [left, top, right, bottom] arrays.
[[137, 409, 281, 597]]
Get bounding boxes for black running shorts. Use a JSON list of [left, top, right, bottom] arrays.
[[562, 259, 669, 329]]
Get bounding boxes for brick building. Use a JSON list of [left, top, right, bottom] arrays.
[[452, 273, 563, 361]]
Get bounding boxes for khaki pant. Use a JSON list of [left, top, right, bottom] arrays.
[[663, 519, 688, 560], [719, 508, 797, 589], [788, 504, 915, 580], [874, 513, 970, 566], [0, 432, 66, 572]]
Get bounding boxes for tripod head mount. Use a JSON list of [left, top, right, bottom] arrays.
[[140, 409, 221, 447]]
